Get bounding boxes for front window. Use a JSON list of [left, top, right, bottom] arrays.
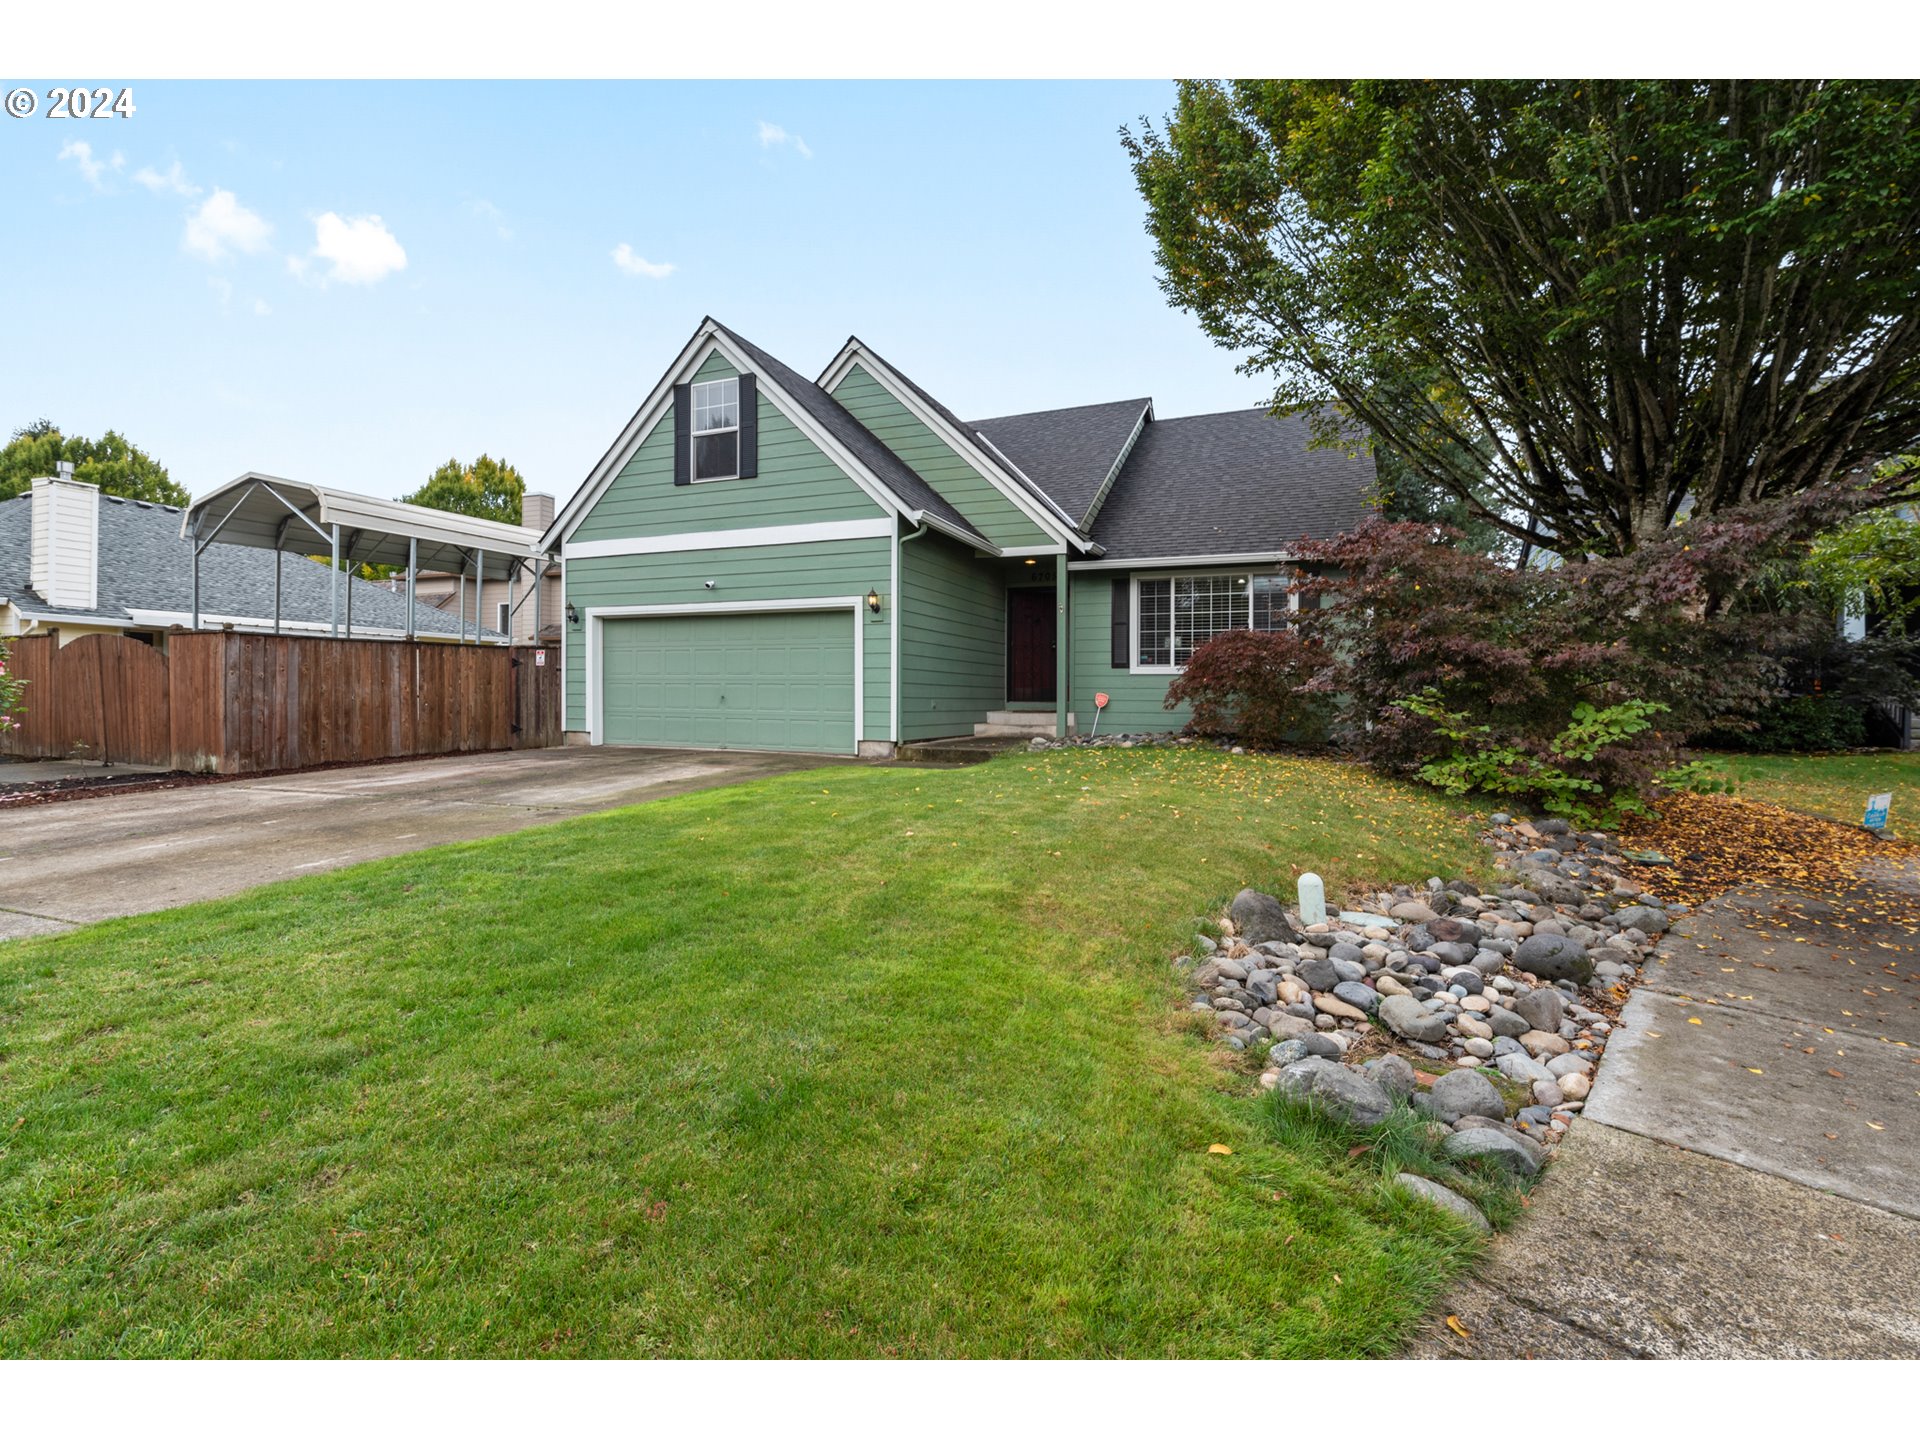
[[1135, 571, 1299, 670], [691, 377, 740, 481]]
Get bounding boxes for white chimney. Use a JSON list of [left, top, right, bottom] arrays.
[[30, 462, 101, 611]]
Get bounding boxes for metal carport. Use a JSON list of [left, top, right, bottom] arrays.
[[180, 473, 550, 642]]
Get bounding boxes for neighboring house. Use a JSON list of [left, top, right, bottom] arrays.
[[0, 469, 495, 647], [409, 491, 564, 644], [542, 317, 1376, 757]]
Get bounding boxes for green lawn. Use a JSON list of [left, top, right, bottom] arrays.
[[0, 748, 1490, 1358], [1710, 750, 1920, 829]]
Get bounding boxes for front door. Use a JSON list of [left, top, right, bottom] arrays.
[[1007, 587, 1057, 704]]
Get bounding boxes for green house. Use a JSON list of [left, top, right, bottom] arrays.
[[541, 318, 1376, 756]]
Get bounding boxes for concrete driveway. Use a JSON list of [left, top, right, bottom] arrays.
[[0, 747, 844, 940]]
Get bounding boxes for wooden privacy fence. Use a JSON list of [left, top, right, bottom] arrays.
[[2, 632, 561, 773]]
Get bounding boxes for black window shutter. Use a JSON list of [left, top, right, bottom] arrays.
[[672, 383, 691, 486], [737, 373, 758, 478], [1110, 577, 1130, 668]]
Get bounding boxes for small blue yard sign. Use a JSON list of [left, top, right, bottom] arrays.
[[1864, 791, 1892, 830]]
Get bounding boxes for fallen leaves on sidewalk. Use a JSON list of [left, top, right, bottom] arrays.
[[1618, 793, 1920, 921]]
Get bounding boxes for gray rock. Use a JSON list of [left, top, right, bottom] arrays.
[[1546, 1053, 1594, 1079], [1328, 941, 1366, 964], [1247, 972, 1280, 1006], [1392, 1172, 1491, 1232], [1462, 1037, 1495, 1059], [1612, 904, 1668, 934], [1495, 1051, 1556, 1086], [1379, 993, 1452, 1043], [1299, 1032, 1344, 1059], [1511, 987, 1565, 1034], [1427, 916, 1483, 947], [1441, 1125, 1543, 1176], [1429, 940, 1478, 967], [1419, 1068, 1508, 1124], [1231, 888, 1300, 945], [1267, 1013, 1317, 1042], [1534, 817, 1571, 835], [1513, 933, 1594, 984], [1296, 956, 1340, 992], [1274, 1057, 1392, 1128], [1486, 1006, 1531, 1038], [1195, 935, 1218, 956], [1332, 980, 1380, 1014], [1364, 1053, 1418, 1099], [1267, 1038, 1311, 1066]]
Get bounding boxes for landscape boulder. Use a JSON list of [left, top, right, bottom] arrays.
[[1392, 1173, 1491, 1232], [1379, 994, 1452, 1044], [1274, 1057, 1392, 1128], [1514, 933, 1594, 984], [1441, 1126, 1543, 1176], [1231, 889, 1300, 945], [1418, 1068, 1508, 1124]]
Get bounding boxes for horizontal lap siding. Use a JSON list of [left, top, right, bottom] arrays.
[[1068, 573, 1188, 733], [573, 352, 886, 541], [828, 363, 1053, 550], [565, 537, 892, 741], [899, 531, 1005, 741]]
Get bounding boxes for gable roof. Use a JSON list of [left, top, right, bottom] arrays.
[[0, 492, 490, 637], [708, 323, 985, 545], [969, 398, 1153, 531], [1079, 407, 1377, 561], [818, 338, 1090, 549]]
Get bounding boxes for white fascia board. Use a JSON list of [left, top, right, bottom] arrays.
[[817, 343, 1089, 552], [1076, 400, 1153, 532], [1067, 551, 1299, 572], [910, 510, 998, 552], [125, 607, 491, 640], [12, 608, 132, 630], [564, 517, 895, 561], [546, 328, 912, 552]]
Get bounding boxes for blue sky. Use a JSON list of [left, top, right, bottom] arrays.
[[0, 81, 1276, 511]]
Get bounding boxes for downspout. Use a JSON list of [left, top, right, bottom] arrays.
[[895, 520, 931, 746]]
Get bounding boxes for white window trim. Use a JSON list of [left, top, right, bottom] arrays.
[[690, 376, 741, 484], [1128, 569, 1300, 676]]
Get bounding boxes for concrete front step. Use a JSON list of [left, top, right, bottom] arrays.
[[975, 711, 1075, 737]]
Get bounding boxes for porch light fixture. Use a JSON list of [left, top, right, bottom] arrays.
[[866, 589, 882, 614], [1023, 557, 1037, 566], [566, 603, 580, 626]]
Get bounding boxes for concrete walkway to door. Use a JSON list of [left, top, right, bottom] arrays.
[[0, 747, 846, 940]]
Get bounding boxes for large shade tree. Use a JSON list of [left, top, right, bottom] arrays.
[[0, 420, 188, 507], [402, 454, 526, 526], [1125, 80, 1920, 556]]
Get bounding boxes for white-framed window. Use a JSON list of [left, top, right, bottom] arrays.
[[691, 377, 741, 481], [1132, 571, 1300, 673], [496, 601, 512, 636]]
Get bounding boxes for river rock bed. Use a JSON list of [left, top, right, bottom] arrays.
[[1179, 813, 1679, 1188]]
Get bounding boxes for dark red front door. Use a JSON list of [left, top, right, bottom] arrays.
[[1007, 587, 1056, 704]]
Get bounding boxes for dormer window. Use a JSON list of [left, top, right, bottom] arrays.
[[691, 378, 740, 481]]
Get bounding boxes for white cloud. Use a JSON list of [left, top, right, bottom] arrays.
[[134, 160, 200, 197], [757, 121, 812, 159], [184, 188, 273, 261], [467, 198, 512, 241], [293, 211, 408, 286], [58, 140, 123, 190], [611, 242, 674, 279]]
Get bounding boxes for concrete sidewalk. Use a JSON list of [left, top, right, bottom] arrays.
[[0, 747, 844, 940], [1409, 859, 1920, 1358]]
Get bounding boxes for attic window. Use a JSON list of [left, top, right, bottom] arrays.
[[691, 377, 740, 481]]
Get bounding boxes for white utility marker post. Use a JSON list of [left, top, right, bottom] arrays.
[[1297, 872, 1327, 926]]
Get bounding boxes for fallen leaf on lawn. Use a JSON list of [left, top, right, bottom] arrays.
[[1445, 1315, 1471, 1339], [1828, 1069, 1846, 1080], [1746, 1067, 1765, 1075], [1825, 1132, 1839, 1140], [1688, 1017, 1703, 1026], [1347, 1144, 1371, 1159], [1867, 1122, 1886, 1131], [1207, 1143, 1233, 1155]]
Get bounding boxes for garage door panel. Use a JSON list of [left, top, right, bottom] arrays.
[[600, 610, 856, 754]]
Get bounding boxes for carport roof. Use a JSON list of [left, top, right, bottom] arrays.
[[182, 474, 547, 580]]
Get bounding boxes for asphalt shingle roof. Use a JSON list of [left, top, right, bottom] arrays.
[[969, 398, 1153, 530], [711, 322, 988, 545], [1080, 408, 1378, 560], [0, 492, 491, 637]]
